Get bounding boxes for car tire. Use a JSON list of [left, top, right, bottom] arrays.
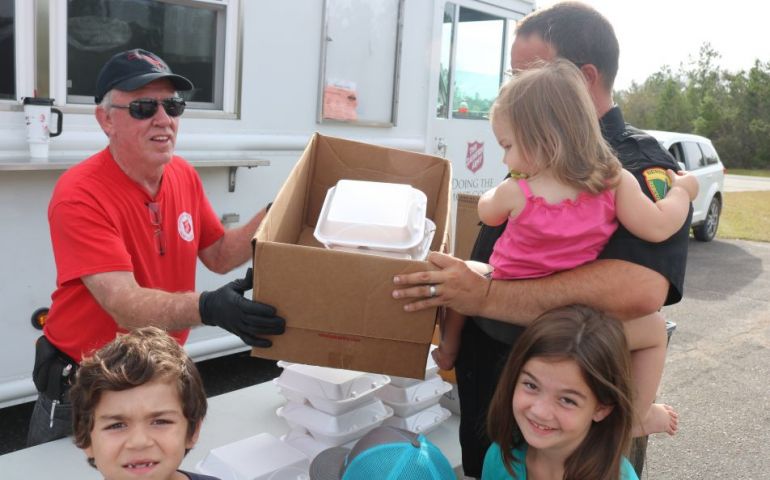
[[693, 196, 721, 242]]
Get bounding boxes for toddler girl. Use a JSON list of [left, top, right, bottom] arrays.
[[434, 59, 696, 437]]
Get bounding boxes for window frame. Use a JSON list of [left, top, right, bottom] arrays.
[[667, 142, 685, 165], [698, 141, 721, 166], [316, 0, 405, 127], [435, 2, 456, 120], [0, 0, 35, 108], [49, 0, 240, 116], [443, 5, 511, 121]]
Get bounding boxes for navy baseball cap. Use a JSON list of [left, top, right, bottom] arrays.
[[309, 426, 455, 480], [94, 48, 194, 104]]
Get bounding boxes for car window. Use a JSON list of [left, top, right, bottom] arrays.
[[668, 142, 685, 164], [683, 141, 706, 169], [698, 142, 721, 165]]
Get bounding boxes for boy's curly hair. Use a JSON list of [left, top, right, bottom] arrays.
[[69, 326, 207, 450]]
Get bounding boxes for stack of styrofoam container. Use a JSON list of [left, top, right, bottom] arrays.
[[378, 345, 453, 435], [313, 179, 436, 260], [274, 361, 393, 460]]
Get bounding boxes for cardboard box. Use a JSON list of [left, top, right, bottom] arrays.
[[251, 133, 451, 378], [453, 193, 482, 261]]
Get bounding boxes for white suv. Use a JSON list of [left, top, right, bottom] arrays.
[[646, 130, 725, 242]]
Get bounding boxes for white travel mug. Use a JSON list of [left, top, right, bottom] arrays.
[[23, 97, 63, 160]]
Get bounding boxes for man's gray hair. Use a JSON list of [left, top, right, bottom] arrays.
[[98, 90, 113, 110]]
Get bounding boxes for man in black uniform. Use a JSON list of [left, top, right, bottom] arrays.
[[391, 3, 691, 478]]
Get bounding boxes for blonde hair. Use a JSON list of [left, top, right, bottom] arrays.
[[491, 59, 621, 193]]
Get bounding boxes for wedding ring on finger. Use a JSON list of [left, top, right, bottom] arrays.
[[429, 285, 437, 298]]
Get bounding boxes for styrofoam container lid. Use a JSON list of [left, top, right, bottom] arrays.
[[274, 376, 388, 415], [383, 403, 452, 435], [376, 374, 448, 404], [376, 377, 453, 417], [196, 433, 310, 480], [389, 344, 440, 387], [314, 180, 427, 251], [277, 361, 390, 401], [276, 399, 393, 446]]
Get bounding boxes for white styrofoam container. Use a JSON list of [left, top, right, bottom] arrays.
[[280, 428, 331, 461], [275, 383, 309, 406], [389, 344, 440, 387], [383, 403, 452, 435], [196, 433, 310, 480], [314, 180, 428, 251], [276, 399, 393, 447], [327, 218, 436, 260], [276, 361, 390, 402], [440, 382, 461, 415], [274, 376, 388, 415], [376, 375, 453, 417]]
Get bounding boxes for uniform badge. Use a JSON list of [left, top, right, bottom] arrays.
[[642, 167, 671, 201]]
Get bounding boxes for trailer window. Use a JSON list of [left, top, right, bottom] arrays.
[[318, 0, 404, 126], [0, 0, 15, 100], [56, 0, 238, 112], [435, 6, 512, 121]]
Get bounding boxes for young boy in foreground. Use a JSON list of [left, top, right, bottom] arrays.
[[69, 327, 219, 480]]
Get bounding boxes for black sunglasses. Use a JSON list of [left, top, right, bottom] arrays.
[[110, 97, 186, 120]]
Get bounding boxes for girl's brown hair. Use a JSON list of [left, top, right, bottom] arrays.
[[486, 305, 634, 480], [70, 327, 207, 450], [491, 59, 621, 194]]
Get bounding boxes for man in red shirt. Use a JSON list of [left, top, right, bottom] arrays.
[[28, 49, 285, 446]]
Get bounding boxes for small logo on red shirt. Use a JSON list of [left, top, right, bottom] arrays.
[[177, 212, 194, 242]]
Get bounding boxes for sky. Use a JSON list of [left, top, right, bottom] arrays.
[[536, 0, 770, 90]]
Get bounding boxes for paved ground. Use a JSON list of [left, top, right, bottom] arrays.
[[644, 238, 770, 479], [724, 173, 770, 192]]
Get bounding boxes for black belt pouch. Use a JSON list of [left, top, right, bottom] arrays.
[[32, 335, 77, 401]]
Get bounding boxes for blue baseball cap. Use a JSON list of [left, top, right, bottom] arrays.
[[94, 48, 193, 104], [309, 426, 455, 480]]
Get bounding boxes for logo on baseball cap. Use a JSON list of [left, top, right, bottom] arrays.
[[94, 48, 194, 104]]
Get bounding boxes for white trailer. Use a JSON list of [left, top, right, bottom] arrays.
[[0, 0, 534, 408]]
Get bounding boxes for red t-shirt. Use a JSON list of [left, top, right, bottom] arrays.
[[45, 148, 225, 361]]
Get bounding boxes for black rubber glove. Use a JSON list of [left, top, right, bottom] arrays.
[[199, 268, 285, 348]]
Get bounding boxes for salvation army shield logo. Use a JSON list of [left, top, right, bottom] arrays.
[[466, 141, 484, 173], [177, 212, 194, 242]]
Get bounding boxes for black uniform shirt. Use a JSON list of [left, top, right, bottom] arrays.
[[471, 106, 691, 342], [598, 106, 691, 305]]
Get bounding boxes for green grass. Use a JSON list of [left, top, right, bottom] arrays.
[[726, 168, 770, 177], [718, 191, 770, 242]]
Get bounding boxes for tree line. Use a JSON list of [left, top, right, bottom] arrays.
[[616, 43, 770, 169]]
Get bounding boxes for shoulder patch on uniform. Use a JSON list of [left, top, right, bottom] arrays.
[[642, 167, 671, 201]]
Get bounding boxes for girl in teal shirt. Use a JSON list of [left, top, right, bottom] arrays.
[[482, 305, 639, 480]]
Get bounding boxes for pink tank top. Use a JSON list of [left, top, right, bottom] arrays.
[[490, 179, 618, 280]]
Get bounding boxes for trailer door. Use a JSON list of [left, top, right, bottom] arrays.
[[427, 1, 532, 237]]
